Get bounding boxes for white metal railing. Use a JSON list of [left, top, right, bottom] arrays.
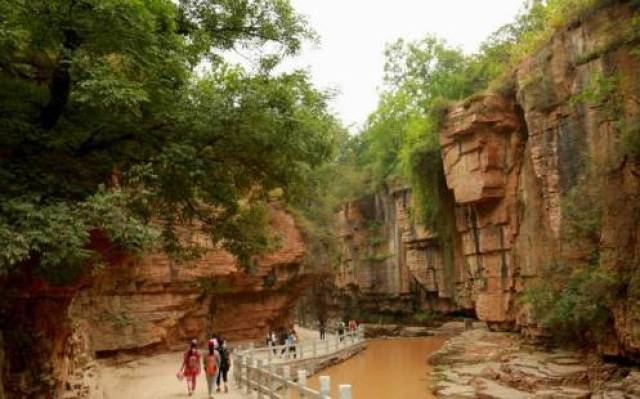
[[232, 327, 364, 399]]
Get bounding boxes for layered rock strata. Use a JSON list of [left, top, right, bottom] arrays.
[[70, 205, 307, 355], [335, 0, 640, 358], [429, 327, 640, 398], [335, 186, 458, 318], [0, 204, 312, 398]]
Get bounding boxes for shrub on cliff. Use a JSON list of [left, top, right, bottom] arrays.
[[358, 35, 497, 189], [521, 263, 621, 346], [520, 169, 621, 346], [624, 120, 640, 159], [0, 0, 338, 278]]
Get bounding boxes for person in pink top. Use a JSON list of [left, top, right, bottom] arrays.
[[179, 340, 201, 396]]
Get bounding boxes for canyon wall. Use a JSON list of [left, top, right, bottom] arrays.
[[334, 185, 460, 321], [335, 0, 640, 357], [0, 204, 312, 398]]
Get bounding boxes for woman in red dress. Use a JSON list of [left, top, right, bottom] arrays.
[[179, 339, 201, 396]]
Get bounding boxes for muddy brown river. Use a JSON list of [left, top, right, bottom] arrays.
[[305, 336, 448, 399]]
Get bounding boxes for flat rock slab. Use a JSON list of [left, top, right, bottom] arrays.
[[437, 382, 477, 398], [532, 387, 591, 399], [475, 377, 533, 399], [428, 327, 639, 399]]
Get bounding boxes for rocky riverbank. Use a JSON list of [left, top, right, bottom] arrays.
[[362, 320, 477, 338], [429, 327, 640, 398]]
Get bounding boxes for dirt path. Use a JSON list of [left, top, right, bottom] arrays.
[[98, 351, 246, 399], [97, 326, 329, 399]]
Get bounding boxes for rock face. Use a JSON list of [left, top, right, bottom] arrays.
[[0, 333, 5, 399], [334, 186, 458, 321], [429, 327, 638, 399], [440, 94, 526, 328], [0, 204, 312, 398], [335, 0, 640, 358], [70, 205, 307, 354]]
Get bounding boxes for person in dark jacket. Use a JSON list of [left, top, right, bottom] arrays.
[[216, 338, 231, 393]]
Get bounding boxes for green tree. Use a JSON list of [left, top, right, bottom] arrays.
[[0, 0, 336, 279], [358, 35, 495, 193]]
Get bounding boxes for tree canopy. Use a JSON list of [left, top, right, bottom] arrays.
[[0, 0, 339, 281]]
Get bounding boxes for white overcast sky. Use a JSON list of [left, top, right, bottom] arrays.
[[277, 0, 525, 131]]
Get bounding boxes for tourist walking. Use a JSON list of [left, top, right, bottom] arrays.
[[266, 329, 273, 351], [281, 329, 292, 358], [270, 330, 278, 355], [178, 339, 201, 396], [216, 338, 231, 393], [288, 328, 298, 359], [266, 329, 277, 356], [319, 319, 326, 340], [337, 320, 346, 342], [203, 341, 220, 398]]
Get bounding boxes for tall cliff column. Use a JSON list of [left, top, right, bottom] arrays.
[[440, 93, 526, 329]]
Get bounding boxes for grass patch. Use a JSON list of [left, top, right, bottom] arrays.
[[520, 71, 559, 111], [622, 119, 640, 160]]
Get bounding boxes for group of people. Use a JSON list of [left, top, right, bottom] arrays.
[[178, 334, 232, 398], [318, 319, 360, 341], [265, 326, 298, 358], [177, 321, 360, 396]]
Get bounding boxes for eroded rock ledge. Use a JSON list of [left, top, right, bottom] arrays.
[[429, 327, 640, 399]]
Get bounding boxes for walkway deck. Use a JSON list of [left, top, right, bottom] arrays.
[[98, 327, 340, 399]]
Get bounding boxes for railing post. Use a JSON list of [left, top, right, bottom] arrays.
[[319, 375, 330, 399], [339, 384, 352, 399], [283, 365, 291, 399], [249, 358, 258, 394], [241, 356, 248, 391], [234, 354, 241, 386], [231, 353, 237, 385], [299, 342, 304, 359], [257, 359, 264, 399], [312, 341, 317, 358], [269, 363, 276, 399], [297, 369, 307, 399]]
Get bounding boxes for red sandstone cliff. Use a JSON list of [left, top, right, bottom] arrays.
[[0, 204, 311, 398], [334, 186, 458, 316], [335, 0, 640, 358]]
